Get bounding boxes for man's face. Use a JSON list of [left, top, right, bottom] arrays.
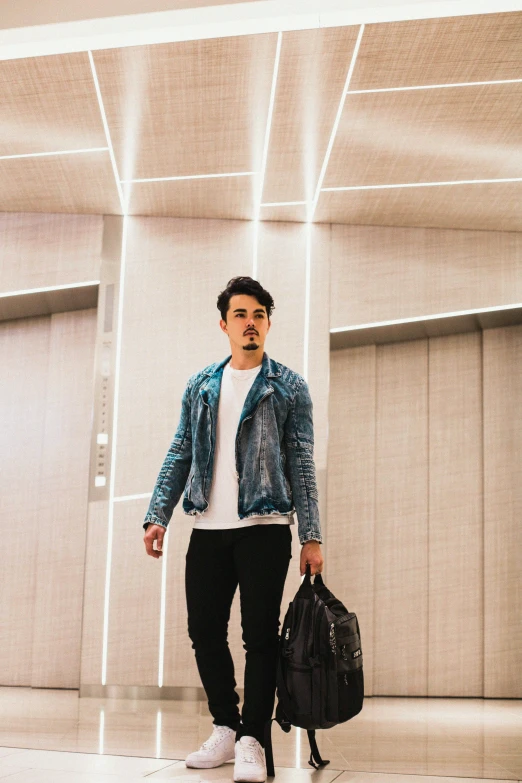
[[220, 293, 271, 353]]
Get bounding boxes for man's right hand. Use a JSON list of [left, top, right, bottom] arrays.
[[144, 523, 166, 558]]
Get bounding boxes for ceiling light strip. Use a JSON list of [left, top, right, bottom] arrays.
[[261, 201, 307, 207], [88, 50, 126, 214], [347, 78, 522, 94], [331, 302, 522, 333], [0, 147, 108, 161], [121, 171, 256, 184], [255, 31, 283, 220], [0, 280, 100, 298], [308, 24, 364, 221], [322, 178, 522, 192]]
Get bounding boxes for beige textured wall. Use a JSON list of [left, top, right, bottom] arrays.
[[0, 212, 102, 294], [0, 309, 97, 687], [328, 327, 520, 698], [330, 224, 522, 329], [327, 223, 520, 698]]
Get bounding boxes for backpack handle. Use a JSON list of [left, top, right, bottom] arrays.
[[304, 561, 325, 584]]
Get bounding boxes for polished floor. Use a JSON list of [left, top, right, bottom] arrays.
[[0, 688, 520, 782]]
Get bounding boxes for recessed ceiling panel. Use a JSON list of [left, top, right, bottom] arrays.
[[0, 152, 122, 214], [0, 52, 106, 156], [126, 174, 257, 219], [92, 33, 278, 181], [324, 83, 522, 188], [350, 11, 522, 90], [261, 26, 360, 205], [315, 181, 522, 231]]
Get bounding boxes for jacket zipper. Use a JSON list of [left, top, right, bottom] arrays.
[[235, 387, 274, 495], [200, 398, 212, 508]]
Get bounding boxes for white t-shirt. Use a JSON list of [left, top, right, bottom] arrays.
[[192, 359, 294, 530]]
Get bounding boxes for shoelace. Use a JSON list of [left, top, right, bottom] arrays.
[[238, 739, 264, 764], [201, 726, 232, 750]]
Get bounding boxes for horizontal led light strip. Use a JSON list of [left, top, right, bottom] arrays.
[[331, 302, 522, 333], [347, 78, 522, 94], [0, 280, 100, 297], [261, 200, 307, 207], [0, 148, 108, 160], [121, 171, 257, 183], [113, 492, 152, 502], [322, 178, 522, 192]]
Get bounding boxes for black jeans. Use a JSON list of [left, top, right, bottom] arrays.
[[185, 523, 293, 748]]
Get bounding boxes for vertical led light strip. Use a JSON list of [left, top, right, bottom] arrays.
[[303, 221, 312, 382], [308, 24, 364, 222], [158, 526, 169, 686], [89, 49, 130, 686], [101, 214, 129, 686], [252, 31, 282, 278]]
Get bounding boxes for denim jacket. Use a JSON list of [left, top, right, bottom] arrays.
[[143, 351, 322, 544]]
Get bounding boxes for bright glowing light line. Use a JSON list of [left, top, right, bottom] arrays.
[[295, 726, 301, 769], [255, 31, 283, 220], [0, 280, 100, 298], [88, 50, 126, 214], [101, 214, 129, 685], [158, 529, 168, 687], [309, 24, 364, 221], [347, 78, 522, 94], [322, 177, 522, 192], [0, 147, 108, 160], [99, 709, 105, 755], [113, 492, 152, 502], [252, 219, 260, 280], [261, 201, 307, 207], [331, 302, 522, 333], [303, 222, 311, 382], [121, 171, 256, 183], [156, 711, 162, 759]]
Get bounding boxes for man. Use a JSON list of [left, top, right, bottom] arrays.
[[143, 276, 324, 782]]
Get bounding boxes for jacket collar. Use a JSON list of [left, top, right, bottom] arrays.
[[203, 351, 282, 379], [200, 351, 280, 425]]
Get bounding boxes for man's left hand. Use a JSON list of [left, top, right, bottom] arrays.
[[300, 540, 324, 576]]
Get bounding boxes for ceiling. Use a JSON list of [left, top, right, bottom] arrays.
[[1, 10, 521, 231]]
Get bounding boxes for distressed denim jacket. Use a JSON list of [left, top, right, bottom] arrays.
[[143, 351, 323, 545]]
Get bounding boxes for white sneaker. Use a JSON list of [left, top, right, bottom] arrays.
[[185, 724, 236, 768], [234, 736, 267, 783]]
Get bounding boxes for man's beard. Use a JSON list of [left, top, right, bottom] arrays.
[[243, 339, 259, 351]]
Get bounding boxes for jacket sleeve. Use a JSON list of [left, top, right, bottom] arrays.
[[283, 378, 323, 545], [142, 377, 193, 531]]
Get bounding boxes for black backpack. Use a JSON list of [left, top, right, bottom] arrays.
[[264, 563, 364, 776]]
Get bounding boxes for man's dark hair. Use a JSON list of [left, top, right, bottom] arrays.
[[217, 276, 275, 323]]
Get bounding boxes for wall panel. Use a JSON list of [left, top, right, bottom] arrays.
[[0, 309, 96, 688], [373, 339, 429, 695], [327, 346, 376, 695], [0, 212, 102, 293], [483, 325, 522, 697], [0, 316, 50, 686], [428, 332, 483, 696], [31, 309, 97, 688], [330, 224, 522, 330]]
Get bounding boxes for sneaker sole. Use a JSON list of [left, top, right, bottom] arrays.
[[185, 756, 235, 768]]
